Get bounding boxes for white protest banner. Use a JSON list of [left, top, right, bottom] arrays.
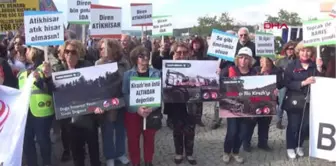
[[130, 3, 152, 26], [302, 19, 336, 47], [129, 77, 161, 107], [24, 11, 65, 46], [90, 4, 122, 38], [152, 15, 173, 36], [255, 31, 275, 57], [67, 0, 98, 24], [310, 77, 336, 161], [207, 29, 239, 62], [0, 75, 34, 166]]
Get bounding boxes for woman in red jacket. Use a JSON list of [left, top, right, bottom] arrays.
[[222, 47, 257, 164]]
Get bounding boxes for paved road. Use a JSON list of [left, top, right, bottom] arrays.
[[46, 102, 333, 166]]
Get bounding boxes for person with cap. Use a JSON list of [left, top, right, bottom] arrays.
[[241, 56, 283, 152], [221, 47, 257, 164], [19, 45, 54, 166]]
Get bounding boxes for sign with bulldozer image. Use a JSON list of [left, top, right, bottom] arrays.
[[219, 75, 277, 118], [162, 60, 219, 103]]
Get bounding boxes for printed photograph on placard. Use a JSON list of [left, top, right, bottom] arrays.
[[219, 75, 277, 118], [52, 63, 125, 120], [162, 60, 219, 103]]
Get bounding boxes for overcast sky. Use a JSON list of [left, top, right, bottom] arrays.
[[54, 0, 328, 30]]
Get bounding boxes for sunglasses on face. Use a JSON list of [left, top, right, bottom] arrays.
[[287, 47, 294, 50], [240, 34, 248, 37], [138, 54, 149, 59], [64, 49, 77, 55], [176, 50, 188, 55]]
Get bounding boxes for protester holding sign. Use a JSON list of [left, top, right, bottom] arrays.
[[163, 43, 198, 165], [52, 40, 101, 166], [122, 46, 161, 166], [94, 39, 130, 166], [19, 45, 54, 166], [242, 56, 283, 152], [282, 41, 324, 159], [221, 47, 257, 164]]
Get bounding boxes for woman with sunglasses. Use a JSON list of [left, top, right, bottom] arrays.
[[274, 41, 297, 129], [53, 40, 102, 166], [166, 43, 197, 165], [122, 46, 161, 166]]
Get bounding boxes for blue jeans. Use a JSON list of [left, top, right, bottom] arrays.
[[223, 118, 244, 154], [23, 111, 53, 166], [101, 111, 127, 160], [286, 109, 309, 149], [242, 117, 272, 148], [277, 87, 287, 122]]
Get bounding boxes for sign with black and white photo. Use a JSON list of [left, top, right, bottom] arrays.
[[52, 63, 125, 120], [162, 60, 219, 103], [129, 77, 161, 107], [219, 75, 277, 118]]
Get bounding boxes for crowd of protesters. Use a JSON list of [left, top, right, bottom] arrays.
[[0, 26, 335, 166]]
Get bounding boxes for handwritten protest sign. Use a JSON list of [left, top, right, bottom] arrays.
[[152, 15, 173, 36], [67, 0, 97, 24], [303, 19, 336, 46], [255, 32, 275, 57], [90, 4, 122, 38], [207, 29, 239, 62], [130, 3, 152, 26], [0, 0, 39, 32], [129, 77, 161, 107], [24, 11, 65, 46]]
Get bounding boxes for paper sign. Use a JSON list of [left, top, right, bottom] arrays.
[[152, 15, 173, 36], [303, 19, 336, 46], [330, 3, 336, 18], [129, 77, 161, 107], [67, 0, 97, 24], [130, 3, 152, 26], [0, 0, 39, 32], [90, 4, 122, 38], [255, 32, 275, 57], [24, 11, 65, 46], [207, 29, 239, 62]]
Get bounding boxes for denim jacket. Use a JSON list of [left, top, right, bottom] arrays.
[[122, 67, 161, 113]]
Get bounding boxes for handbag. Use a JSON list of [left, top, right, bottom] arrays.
[[146, 108, 163, 130], [282, 90, 308, 111]]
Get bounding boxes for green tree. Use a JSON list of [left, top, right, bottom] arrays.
[[265, 9, 302, 26], [191, 12, 234, 35]]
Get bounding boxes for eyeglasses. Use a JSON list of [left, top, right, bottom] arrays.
[[64, 49, 77, 55], [287, 47, 294, 50], [175, 51, 188, 55], [138, 54, 149, 59], [240, 34, 248, 37]]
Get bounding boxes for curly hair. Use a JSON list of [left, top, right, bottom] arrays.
[[295, 41, 316, 58], [63, 40, 86, 58], [98, 39, 123, 61], [130, 46, 150, 66]]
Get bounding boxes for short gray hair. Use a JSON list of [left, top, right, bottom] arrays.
[[238, 27, 249, 35]]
